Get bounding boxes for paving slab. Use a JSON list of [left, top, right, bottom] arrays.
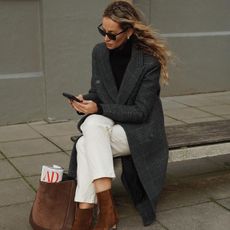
[[206, 92, 230, 105], [170, 170, 230, 201], [182, 116, 223, 124], [164, 107, 212, 122], [0, 91, 228, 230], [157, 202, 230, 230], [113, 177, 138, 218], [0, 124, 42, 142], [194, 172, 230, 200], [9, 152, 70, 176], [29, 121, 78, 137], [115, 194, 138, 218], [200, 105, 230, 116], [112, 160, 139, 218], [0, 202, 33, 230], [118, 215, 166, 230], [48, 135, 74, 151], [171, 94, 220, 107], [216, 197, 230, 210], [209, 91, 230, 96], [0, 152, 5, 159], [0, 178, 35, 206], [0, 159, 21, 180], [158, 182, 209, 211], [167, 158, 225, 178], [161, 98, 188, 110], [25, 175, 41, 191], [0, 138, 61, 158], [65, 150, 72, 156], [208, 154, 230, 169], [29, 120, 48, 125]]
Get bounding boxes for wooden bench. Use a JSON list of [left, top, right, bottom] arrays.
[[166, 119, 230, 162], [71, 119, 230, 163]]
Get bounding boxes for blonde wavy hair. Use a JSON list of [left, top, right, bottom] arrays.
[[103, 0, 171, 84]]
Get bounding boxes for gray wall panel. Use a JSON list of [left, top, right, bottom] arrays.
[[41, 0, 110, 121], [149, 0, 230, 33], [133, 0, 151, 23], [0, 0, 229, 125], [161, 36, 230, 96], [135, 0, 230, 97], [0, 77, 45, 125], [0, 0, 42, 73], [0, 0, 45, 125]]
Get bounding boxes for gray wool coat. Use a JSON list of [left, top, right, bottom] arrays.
[[68, 41, 169, 224]]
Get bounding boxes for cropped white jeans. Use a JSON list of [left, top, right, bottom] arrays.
[[74, 114, 130, 204]]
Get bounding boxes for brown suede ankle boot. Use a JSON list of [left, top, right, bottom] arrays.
[[72, 206, 94, 230], [93, 189, 118, 230]]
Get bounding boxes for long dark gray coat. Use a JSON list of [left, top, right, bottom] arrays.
[[68, 42, 168, 225]]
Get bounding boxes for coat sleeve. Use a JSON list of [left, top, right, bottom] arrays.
[[101, 62, 161, 123]]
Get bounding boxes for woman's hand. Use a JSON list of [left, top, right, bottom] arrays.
[[69, 95, 98, 114]]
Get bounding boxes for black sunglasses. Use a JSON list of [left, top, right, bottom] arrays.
[[97, 24, 128, 41]]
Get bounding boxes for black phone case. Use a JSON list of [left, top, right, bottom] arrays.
[[62, 92, 82, 102]]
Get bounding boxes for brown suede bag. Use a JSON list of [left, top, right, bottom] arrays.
[[30, 178, 76, 230]]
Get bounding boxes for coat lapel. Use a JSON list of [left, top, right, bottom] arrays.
[[117, 46, 143, 104], [99, 43, 143, 104], [99, 44, 118, 102]]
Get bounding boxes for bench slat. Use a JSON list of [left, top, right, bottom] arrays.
[[166, 120, 230, 149]]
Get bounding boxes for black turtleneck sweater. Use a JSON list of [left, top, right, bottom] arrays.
[[109, 39, 132, 90], [97, 39, 132, 114]]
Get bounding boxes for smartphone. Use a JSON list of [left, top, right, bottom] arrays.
[[62, 92, 82, 102]]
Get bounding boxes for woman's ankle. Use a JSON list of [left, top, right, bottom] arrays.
[[79, 202, 94, 209], [94, 177, 112, 193]]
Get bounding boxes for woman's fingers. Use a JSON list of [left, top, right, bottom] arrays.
[[72, 101, 85, 112], [70, 99, 98, 114], [80, 100, 98, 114], [76, 94, 84, 101], [74, 100, 96, 114]]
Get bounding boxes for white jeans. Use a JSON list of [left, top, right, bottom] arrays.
[[74, 114, 130, 204]]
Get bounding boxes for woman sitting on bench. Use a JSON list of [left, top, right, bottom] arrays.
[[67, 1, 170, 229]]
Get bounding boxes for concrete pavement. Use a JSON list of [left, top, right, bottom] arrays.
[[0, 91, 230, 230]]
